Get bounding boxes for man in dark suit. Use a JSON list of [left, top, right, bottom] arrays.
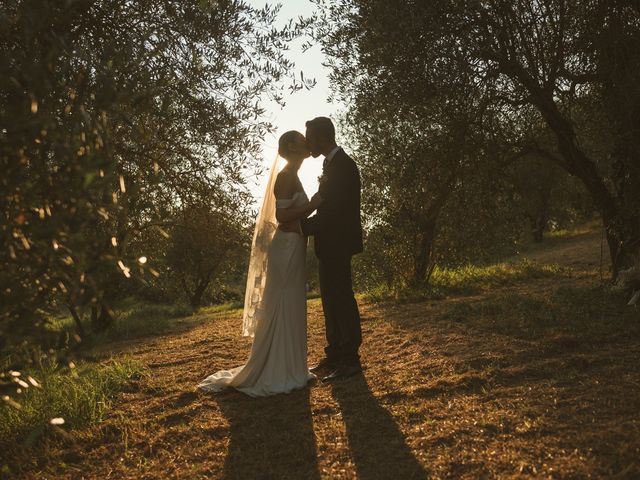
[[301, 117, 363, 380]]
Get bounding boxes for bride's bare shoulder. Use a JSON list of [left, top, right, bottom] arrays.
[[274, 170, 298, 200]]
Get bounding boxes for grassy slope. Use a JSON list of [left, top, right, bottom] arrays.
[[8, 228, 640, 479]]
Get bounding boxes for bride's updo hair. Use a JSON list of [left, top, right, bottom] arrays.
[[278, 130, 303, 160]]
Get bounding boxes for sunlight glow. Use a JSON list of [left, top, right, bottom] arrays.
[[247, 0, 338, 205]]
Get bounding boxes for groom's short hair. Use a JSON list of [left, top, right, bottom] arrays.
[[305, 117, 335, 142]]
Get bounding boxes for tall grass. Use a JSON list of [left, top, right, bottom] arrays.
[[0, 358, 145, 452]]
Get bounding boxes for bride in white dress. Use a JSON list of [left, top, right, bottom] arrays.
[[198, 131, 322, 397]]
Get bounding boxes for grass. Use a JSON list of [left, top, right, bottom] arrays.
[[431, 259, 570, 290], [0, 357, 145, 457], [5, 227, 640, 478], [99, 302, 194, 341], [442, 285, 639, 340], [547, 221, 601, 239], [198, 301, 243, 316], [514, 220, 602, 255], [46, 300, 194, 345], [361, 259, 572, 304], [28, 260, 635, 479]]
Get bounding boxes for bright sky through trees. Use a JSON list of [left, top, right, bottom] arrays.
[[246, 0, 337, 204]]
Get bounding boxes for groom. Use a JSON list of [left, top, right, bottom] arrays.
[[302, 117, 364, 381]]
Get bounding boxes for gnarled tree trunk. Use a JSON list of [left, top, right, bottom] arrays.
[[411, 218, 437, 287]]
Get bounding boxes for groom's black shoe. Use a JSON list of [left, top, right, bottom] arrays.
[[310, 358, 337, 374], [322, 364, 362, 382]]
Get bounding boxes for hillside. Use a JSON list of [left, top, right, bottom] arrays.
[[17, 230, 640, 479]]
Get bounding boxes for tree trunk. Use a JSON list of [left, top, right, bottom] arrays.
[[384, 267, 394, 289], [500, 59, 639, 277], [190, 288, 204, 309], [525, 83, 631, 277], [411, 219, 437, 287], [67, 304, 86, 339], [189, 269, 216, 308], [527, 212, 547, 243], [91, 305, 98, 327], [550, 124, 628, 276], [91, 304, 113, 332]]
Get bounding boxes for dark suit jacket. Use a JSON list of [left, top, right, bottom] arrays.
[[301, 148, 363, 259]]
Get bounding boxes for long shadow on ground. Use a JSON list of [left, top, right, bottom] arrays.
[[216, 387, 320, 480], [331, 374, 429, 479]]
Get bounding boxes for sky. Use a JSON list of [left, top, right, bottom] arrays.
[[246, 0, 338, 204]]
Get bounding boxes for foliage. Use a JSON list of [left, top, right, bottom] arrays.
[[165, 204, 250, 308], [312, 0, 640, 288], [0, 0, 306, 385], [323, 6, 500, 287], [506, 154, 592, 242]]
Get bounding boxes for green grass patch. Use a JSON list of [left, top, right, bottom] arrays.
[[0, 357, 145, 454], [361, 260, 571, 304], [431, 260, 570, 291], [47, 300, 194, 344], [513, 220, 602, 255], [102, 302, 193, 341], [197, 301, 243, 316], [306, 297, 323, 307], [546, 221, 601, 239]]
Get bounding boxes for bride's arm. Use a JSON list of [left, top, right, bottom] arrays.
[[276, 196, 322, 223], [274, 172, 322, 223]]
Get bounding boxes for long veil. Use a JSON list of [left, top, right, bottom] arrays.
[[242, 154, 282, 337]]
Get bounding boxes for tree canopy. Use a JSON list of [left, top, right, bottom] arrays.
[[0, 0, 309, 374], [311, 0, 640, 287]]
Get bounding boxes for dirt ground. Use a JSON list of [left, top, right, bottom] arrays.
[[22, 231, 640, 479]]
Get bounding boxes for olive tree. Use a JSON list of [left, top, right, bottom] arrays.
[[313, 0, 640, 279], [0, 0, 307, 398]]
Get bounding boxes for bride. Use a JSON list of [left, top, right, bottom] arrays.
[[197, 131, 322, 397]]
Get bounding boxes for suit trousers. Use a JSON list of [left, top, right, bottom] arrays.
[[318, 255, 362, 366]]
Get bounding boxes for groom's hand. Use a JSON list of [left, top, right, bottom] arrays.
[[278, 220, 302, 234], [309, 192, 324, 209]]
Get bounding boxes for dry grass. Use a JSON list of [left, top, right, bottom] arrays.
[[4, 230, 640, 479]]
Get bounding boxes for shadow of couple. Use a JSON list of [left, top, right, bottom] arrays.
[[214, 375, 428, 479]]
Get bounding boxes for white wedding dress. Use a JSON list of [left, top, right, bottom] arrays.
[[198, 190, 315, 397]]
